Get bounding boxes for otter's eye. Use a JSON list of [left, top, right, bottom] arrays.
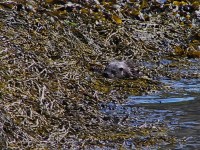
[[119, 67, 123, 71], [111, 70, 116, 74]]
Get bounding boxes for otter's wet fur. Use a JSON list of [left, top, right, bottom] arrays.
[[103, 60, 140, 79]]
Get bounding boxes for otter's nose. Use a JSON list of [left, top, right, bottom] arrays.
[[103, 72, 109, 78]]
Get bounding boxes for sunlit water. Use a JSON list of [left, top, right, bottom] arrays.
[[128, 79, 200, 104], [101, 78, 200, 149], [127, 79, 200, 149]]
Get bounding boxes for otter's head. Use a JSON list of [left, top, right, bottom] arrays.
[[103, 61, 133, 78]]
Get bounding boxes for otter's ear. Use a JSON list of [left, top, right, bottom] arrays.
[[119, 67, 123, 71]]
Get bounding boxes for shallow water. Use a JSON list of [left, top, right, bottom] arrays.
[[129, 79, 200, 149], [128, 79, 200, 104], [101, 78, 200, 149]]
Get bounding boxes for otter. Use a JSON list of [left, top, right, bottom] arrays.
[[103, 60, 140, 79]]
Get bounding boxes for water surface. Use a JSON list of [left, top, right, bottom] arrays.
[[102, 78, 200, 149]]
